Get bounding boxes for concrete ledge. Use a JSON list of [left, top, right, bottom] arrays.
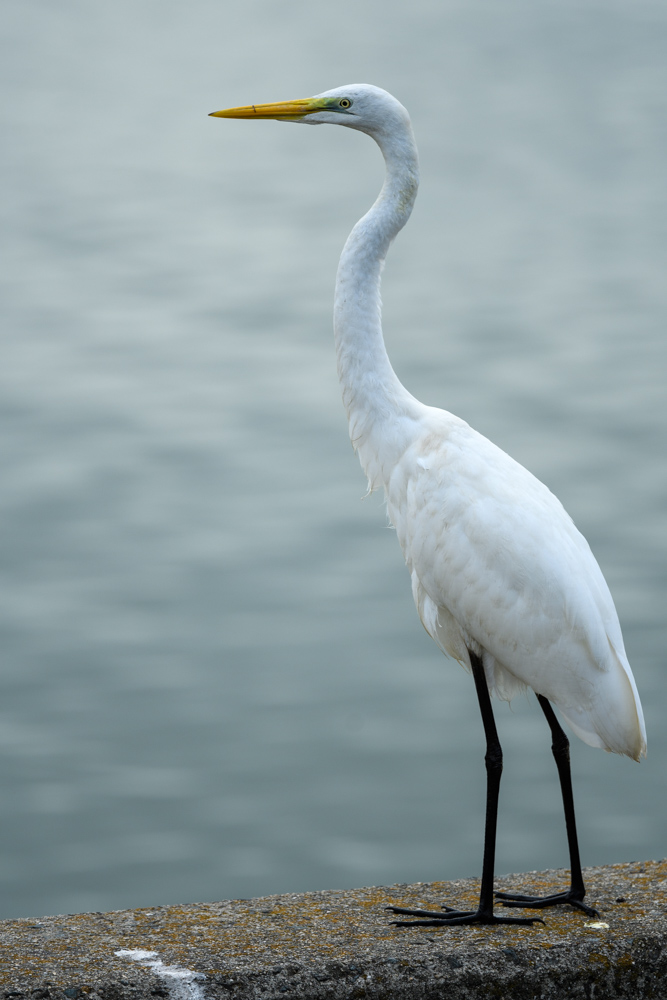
[[1, 860, 666, 999]]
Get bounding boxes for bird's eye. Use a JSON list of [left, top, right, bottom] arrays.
[[339, 99, 352, 109]]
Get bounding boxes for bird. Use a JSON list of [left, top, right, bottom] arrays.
[[210, 84, 646, 928]]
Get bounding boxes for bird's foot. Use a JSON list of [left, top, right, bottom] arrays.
[[495, 888, 598, 917], [387, 905, 544, 927]]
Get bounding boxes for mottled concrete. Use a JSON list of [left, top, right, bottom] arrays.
[[1, 860, 667, 999]]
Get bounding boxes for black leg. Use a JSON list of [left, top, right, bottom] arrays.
[[388, 651, 542, 928], [495, 693, 597, 917]]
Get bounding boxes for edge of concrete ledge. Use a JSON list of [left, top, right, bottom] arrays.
[[1, 859, 666, 999]]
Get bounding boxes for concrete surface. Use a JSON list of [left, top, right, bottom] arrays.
[[1, 859, 666, 999]]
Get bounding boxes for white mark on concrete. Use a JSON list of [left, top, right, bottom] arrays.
[[584, 921, 610, 930], [116, 948, 206, 999]]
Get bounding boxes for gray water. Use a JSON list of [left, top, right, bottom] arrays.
[[1, 0, 666, 920]]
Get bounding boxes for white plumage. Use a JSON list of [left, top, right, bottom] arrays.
[[391, 409, 644, 758], [211, 83, 645, 926], [320, 83, 645, 763]]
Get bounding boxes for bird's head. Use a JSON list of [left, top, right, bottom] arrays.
[[209, 84, 411, 139]]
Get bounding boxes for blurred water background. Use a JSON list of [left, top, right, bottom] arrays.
[[0, 0, 665, 920]]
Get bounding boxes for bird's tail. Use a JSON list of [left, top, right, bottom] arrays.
[[559, 641, 646, 761]]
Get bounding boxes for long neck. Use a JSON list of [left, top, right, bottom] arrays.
[[334, 122, 423, 488]]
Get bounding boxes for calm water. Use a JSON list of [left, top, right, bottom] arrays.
[[1, 0, 666, 919]]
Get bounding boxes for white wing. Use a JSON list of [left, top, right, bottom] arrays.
[[385, 407, 646, 761]]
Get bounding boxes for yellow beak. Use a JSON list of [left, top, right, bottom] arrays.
[[209, 98, 325, 121]]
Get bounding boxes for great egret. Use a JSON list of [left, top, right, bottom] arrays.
[[210, 85, 646, 928]]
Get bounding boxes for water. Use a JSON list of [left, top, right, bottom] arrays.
[[0, 0, 665, 920]]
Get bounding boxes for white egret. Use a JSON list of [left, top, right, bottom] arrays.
[[210, 85, 646, 928]]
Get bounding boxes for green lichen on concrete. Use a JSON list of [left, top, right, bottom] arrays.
[[0, 860, 666, 998]]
